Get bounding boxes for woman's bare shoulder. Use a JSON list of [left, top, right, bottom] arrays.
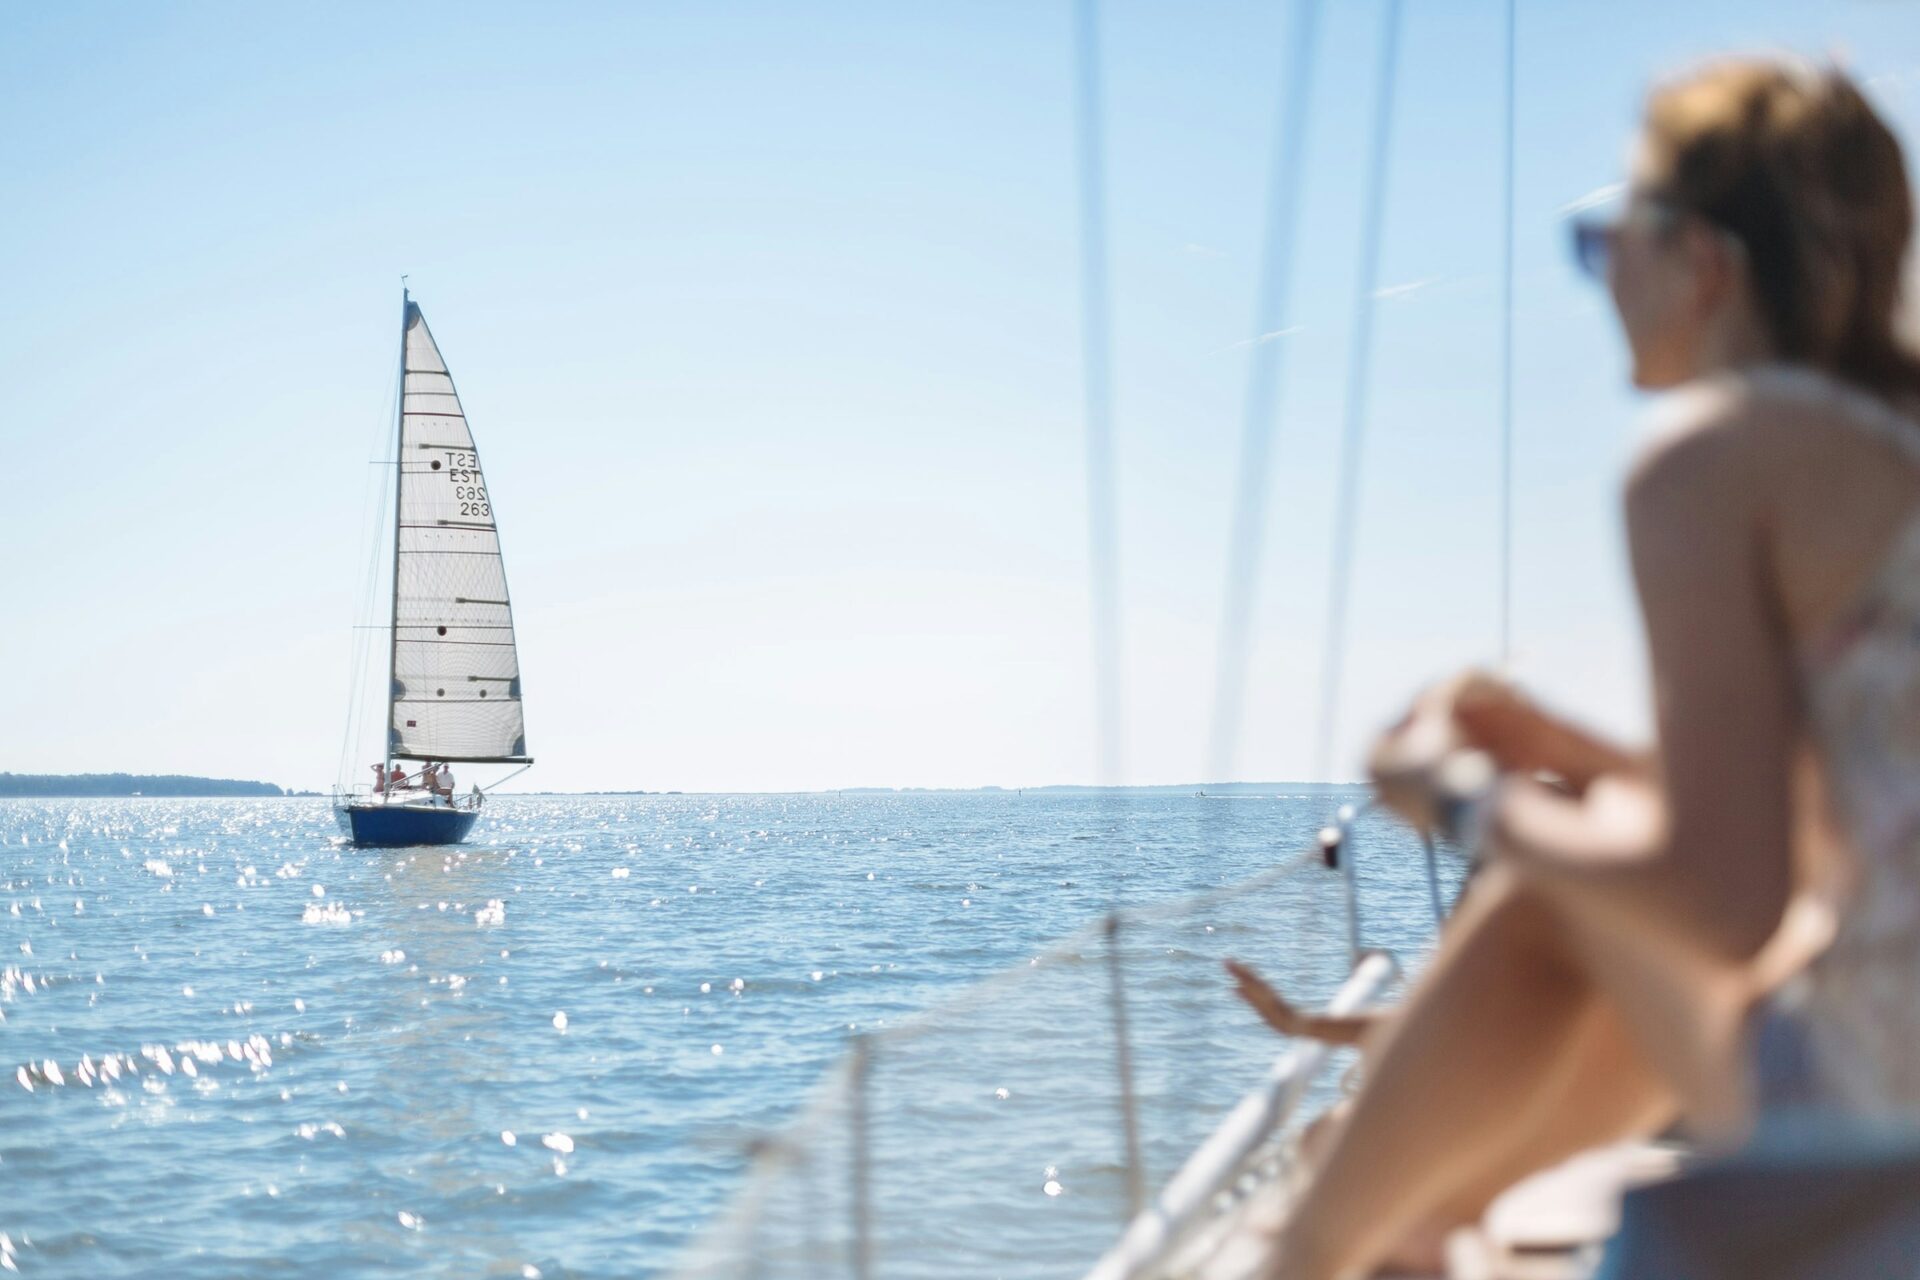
[[1630, 366, 1908, 503], [1627, 377, 1769, 516]]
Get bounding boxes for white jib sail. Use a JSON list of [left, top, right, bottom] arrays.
[[388, 302, 529, 763]]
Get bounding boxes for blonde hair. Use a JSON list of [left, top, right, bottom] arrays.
[[1641, 58, 1920, 395]]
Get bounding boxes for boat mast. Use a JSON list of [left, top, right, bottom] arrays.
[[383, 285, 409, 784]]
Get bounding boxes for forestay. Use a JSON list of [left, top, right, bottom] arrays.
[[388, 302, 529, 763]]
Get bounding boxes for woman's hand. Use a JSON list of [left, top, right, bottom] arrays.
[[1368, 669, 1644, 836], [1445, 672, 1547, 762], [1225, 958, 1381, 1048], [1225, 958, 1314, 1038], [1368, 670, 1518, 834]]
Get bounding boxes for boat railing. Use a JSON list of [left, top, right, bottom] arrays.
[[330, 782, 430, 802], [667, 802, 1447, 1280], [331, 782, 483, 814], [1078, 949, 1398, 1280]]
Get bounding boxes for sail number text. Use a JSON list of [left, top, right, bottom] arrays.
[[441, 450, 491, 519]]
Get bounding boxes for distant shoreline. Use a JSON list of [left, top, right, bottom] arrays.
[[0, 773, 307, 798], [0, 778, 1362, 799]]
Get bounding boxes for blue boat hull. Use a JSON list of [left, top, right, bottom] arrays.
[[340, 803, 478, 847]]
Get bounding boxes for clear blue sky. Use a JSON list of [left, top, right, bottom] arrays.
[[5, 2, 1919, 793]]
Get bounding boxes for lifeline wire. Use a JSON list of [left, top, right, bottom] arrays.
[[1312, 0, 1407, 786], [1207, 0, 1323, 784]]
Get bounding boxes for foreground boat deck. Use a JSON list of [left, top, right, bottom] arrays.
[[1174, 1142, 1682, 1280]]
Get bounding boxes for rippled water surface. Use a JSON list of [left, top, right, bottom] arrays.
[[0, 794, 1448, 1278]]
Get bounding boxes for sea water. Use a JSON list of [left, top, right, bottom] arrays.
[[0, 794, 1453, 1278]]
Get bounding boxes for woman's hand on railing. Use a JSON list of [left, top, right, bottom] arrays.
[[1372, 670, 1646, 818], [1370, 669, 1651, 847], [1225, 959, 1379, 1048], [1225, 958, 1310, 1036], [1367, 672, 1496, 835]]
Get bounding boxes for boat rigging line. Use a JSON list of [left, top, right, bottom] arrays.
[[1498, 0, 1518, 668], [1207, 0, 1323, 784], [1074, 3, 1154, 1222], [1074, 0, 1126, 790], [334, 332, 404, 794], [1311, 0, 1406, 789]]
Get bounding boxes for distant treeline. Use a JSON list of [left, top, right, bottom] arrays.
[[0, 773, 288, 797]]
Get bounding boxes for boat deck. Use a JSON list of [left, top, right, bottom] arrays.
[[1175, 1142, 1681, 1280]]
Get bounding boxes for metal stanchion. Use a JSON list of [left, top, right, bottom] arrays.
[[1105, 912, 1148, 1218], [1421, 829, 1445, 931], [1318, 805, 1363, 969], [849, 1035, 872, 1280]]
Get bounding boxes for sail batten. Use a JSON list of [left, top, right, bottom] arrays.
[[386, 302, 529, 763]]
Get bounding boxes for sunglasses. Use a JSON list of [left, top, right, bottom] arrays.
[[1569, 199, 1729, 281], [1569, 216, 1617, 280]]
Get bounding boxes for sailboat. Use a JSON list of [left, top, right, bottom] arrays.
[[336, 291, 532, 846]]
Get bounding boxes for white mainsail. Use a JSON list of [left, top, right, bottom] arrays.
[[386, 301, 529, 763]]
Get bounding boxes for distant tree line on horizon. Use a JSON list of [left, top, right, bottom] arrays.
[[0, 773, 290, 797]]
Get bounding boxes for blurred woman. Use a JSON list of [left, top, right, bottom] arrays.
[[1255, 59, 1920, 1279]]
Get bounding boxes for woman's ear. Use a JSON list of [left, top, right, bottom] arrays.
[[1686, 222, 1744, 319]]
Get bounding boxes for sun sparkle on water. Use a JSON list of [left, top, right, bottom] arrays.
[[1, 792, 1453, 1276]]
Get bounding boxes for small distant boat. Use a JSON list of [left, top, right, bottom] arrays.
[[335, 291, 532, 846]]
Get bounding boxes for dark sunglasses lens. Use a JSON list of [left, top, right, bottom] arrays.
[[1571, 222, 1610, 279]]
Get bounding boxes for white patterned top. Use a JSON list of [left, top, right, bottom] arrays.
[[1730, 365, 1920, 1110]]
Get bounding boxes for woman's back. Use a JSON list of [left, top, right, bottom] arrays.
[[1703, 364, 1920, 1110]]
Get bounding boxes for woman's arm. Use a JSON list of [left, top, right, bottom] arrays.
[[1490, 410, 1798, 964], [1370, 674, 1647, 832], [1451, 680, 1648, 792]]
